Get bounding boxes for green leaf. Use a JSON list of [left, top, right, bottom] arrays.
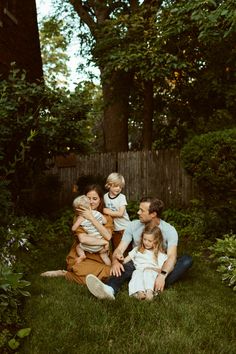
[[16, 327, 31, 338], [8, 338, 20, 350], [19, 290, 31, 297]]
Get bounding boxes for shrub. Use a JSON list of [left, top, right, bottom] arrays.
[[209, 234, 236, 291], [0, 66, 96, 219], [0, 209, 73, 352], [127, 200, 139, 220], [0, 210, 72, 274], [163, 203, 204, 240], [0, 180, 12, 224], [181, 128, 236, 196], [18, 173, 62, 216], [0, 265, 31, 325], [0, 265, 31, 353], [181, 129, 236, 236]]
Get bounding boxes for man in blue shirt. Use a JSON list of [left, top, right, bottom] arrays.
[[86, 197, 192, 299]]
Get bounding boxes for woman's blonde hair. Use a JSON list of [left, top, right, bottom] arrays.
[[105, 172, 125, 189], [138, 224, 165, 258]]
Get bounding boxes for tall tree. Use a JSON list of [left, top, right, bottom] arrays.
[[39, 17, 71, 88], [68, 1, 131, 152], [53, 0, 162, 152], [48, 0, 236, 151]]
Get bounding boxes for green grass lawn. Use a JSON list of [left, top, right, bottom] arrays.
[[20, 247, 236, 354]]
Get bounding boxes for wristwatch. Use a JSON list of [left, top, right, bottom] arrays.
[[161, 270, 167, 276]]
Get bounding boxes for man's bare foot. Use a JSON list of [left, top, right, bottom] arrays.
[[40, 270, 66, 277]]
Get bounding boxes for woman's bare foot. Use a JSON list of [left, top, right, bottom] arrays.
[[40, 270, 66, 277]]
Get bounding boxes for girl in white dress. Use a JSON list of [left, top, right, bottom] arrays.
[[123, 225, 167, 301]]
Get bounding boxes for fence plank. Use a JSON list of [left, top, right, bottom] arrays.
[[46, 150, 196, 208]]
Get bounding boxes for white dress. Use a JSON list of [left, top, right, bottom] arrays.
[[128, 247, 168, 296]]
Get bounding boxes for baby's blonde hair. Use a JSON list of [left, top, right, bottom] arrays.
[[73, 195, 90, 210], [105, 172, 125, 189]]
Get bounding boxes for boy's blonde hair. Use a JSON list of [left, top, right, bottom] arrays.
[[73, 195, 90, 210], [105, 172, 125, 189]]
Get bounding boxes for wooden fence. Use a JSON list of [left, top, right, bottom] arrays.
[[47, 150, 197, 208]]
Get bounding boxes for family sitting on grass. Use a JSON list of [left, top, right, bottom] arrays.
[[41, 172, 193, 301]]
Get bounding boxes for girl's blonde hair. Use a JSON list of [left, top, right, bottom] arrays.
[[138, 224, 165, 258], [105, 172, 125, 189], [73, 195, 90, 210]]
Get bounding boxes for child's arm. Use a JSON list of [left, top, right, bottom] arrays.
[[103, 205, 126, 217], [121, 247, 137, 264], [101, 215, 107, 224], [122, 254, 131, 264], [78, 207, 112, 241], [72, 216, 84, 232]]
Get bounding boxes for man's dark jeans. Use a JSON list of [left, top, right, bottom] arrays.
[[106, 255, 193, 294]]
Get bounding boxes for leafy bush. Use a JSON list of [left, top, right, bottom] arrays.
[[18, 173, 62, 216], [0, 210, 73, 352], [127, 200, 139, 220], [0, 265, 31, 353], [209, 234, 236, 291], [0, 67, 47, 203], [181, 128, 236, 196], [163, 204, 204, 240], [0, 209, 72, 274], [0, 180, 12, 224], [181, 129, 236, 236], [162, 199, 235, 244], [0, 66, 97, 219], [0, 266, 31, 325]]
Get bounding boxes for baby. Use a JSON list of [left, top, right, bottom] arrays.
[[72, 195, 111, 266]]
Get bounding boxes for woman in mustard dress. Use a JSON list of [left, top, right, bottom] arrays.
[[41, 184, 113, 284]]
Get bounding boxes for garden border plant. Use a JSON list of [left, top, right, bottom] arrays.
[[209, 233, 236, 291]]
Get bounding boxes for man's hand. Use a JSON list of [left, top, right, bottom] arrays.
[[110, 259, 124, 277], [154, 274, 166, 293], [115, 250, 124, 262]]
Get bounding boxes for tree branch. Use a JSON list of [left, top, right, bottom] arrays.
[[129, 0, 139, 11], [69, 0, 97, 35], [141, 0, 164, 9]]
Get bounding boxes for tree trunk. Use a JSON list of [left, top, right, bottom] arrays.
[[101, 69, 132, 152], [142, 80, 153, 150]]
